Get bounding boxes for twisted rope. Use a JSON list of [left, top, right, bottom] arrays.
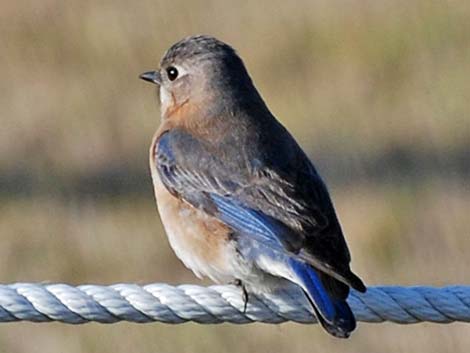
[[0, 283, 469, 325]]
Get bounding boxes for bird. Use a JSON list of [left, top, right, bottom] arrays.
[[140, 35, 366, 338]]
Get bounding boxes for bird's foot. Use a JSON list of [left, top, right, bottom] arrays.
[[232, 279, 249, 313]]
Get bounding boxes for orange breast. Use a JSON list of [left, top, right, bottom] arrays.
[[149, 134, 235, 283]]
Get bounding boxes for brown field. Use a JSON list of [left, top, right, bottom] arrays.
[[0, 0, 469, 352]]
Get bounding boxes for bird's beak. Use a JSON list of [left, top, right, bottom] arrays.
[[139, 70, 162, 85]]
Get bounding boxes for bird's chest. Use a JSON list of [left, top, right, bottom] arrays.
[[150, 166, 238, 283]]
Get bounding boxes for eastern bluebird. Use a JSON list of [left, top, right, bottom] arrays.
[[140, 35, 366, 338]]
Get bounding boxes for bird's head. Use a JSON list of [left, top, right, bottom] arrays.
[[140, 35, 264, 120]]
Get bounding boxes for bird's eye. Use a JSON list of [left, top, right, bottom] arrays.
[[166, 66, 179, 81]]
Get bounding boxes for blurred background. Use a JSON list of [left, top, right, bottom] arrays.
[[0, 0, 469, 352]]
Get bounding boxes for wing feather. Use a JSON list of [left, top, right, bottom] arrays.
[[155, 129, 365, 292]]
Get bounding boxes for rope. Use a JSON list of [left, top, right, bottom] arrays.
[[0, 283, 469, 325]]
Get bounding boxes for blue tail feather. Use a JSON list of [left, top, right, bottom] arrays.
[[289, 258, 336, 322], [288, 258, 356, 338]]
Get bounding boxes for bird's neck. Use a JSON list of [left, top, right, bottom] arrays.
[[160, 82, 272, 142]]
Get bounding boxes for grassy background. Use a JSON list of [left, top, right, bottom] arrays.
[[0, 0, 469, 352]]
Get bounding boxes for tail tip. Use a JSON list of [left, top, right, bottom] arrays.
[[318, 315, 356, 339]]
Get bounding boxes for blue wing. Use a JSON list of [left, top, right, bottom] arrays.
[[155, 130, 365, 290], [154, 129, 361, 337], [210, 193, 356, 337]]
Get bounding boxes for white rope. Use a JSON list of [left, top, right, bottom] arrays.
[[0, 283, 469, 325]]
